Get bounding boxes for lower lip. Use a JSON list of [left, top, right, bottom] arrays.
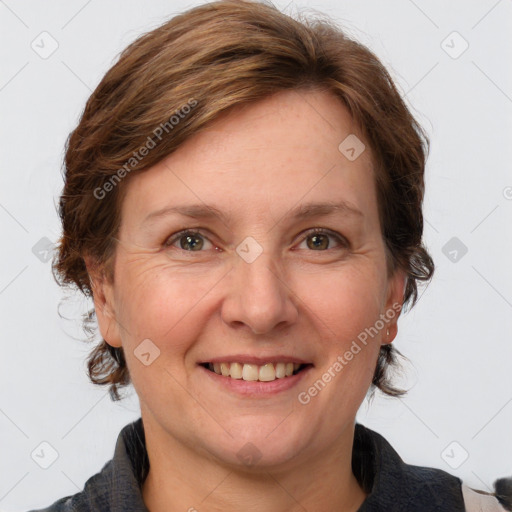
[[198, 364, 313, 396]]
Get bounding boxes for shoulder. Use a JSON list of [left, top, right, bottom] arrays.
[[354, 423, 465, 510], [24, 418, 149, 512], [354, 423, 511, 512], [25, 496, 74, 512], [462, 483, 511, 512], [24, 459, 115, 512], [462, 477, 512, 512]]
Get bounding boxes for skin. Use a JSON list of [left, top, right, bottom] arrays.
[[87, 88, 405, 512]]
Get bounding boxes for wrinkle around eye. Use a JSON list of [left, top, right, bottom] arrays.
[[114, 236, 163, 256]]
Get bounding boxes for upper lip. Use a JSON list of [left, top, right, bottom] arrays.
[[198, 355, 312, 365]]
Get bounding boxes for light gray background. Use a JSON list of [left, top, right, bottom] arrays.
[[1, 0, 511, 510]]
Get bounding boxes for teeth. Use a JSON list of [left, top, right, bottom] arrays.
[[220, 362, 230, 377], [242, 364, 259, 381], [259, 363, 275, 382], [206, 362, 305, 381], [275, 362, 286, 379], [230, 362, 243, 379]]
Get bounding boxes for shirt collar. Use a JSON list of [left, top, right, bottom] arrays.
[[71, 418, 150, 511], [352, 422, 464, 511], [75, 417, 464, 511]]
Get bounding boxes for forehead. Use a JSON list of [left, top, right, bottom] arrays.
[[120, 88, 378, 232]]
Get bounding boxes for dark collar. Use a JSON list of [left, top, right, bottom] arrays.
[[352, 422, 465, 511], [62, 418, 465, 511]]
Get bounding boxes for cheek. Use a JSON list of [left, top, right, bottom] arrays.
[[113, 266, 217, 399], [299, 260, 387, 342], [114, 260, 219, 351], [300, 262, 386, 401]]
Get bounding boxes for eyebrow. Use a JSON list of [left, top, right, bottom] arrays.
[[142, 200, 363, 226]]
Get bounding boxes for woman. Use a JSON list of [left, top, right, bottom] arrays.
[[32, 0, 510, 510]]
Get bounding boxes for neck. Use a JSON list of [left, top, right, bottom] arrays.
[[140, 417, 367, 512]]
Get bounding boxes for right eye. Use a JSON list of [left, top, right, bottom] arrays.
[[164, 229, 216, 252]]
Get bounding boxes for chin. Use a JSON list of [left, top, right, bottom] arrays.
[[208, 416, 313, 470]]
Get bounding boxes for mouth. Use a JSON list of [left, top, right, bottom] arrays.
[[199, 361, 312, 382]]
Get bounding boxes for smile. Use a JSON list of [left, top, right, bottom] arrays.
[[201, 362, 309, 382]]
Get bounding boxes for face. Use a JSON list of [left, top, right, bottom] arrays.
[[90, 88, 404, 471]]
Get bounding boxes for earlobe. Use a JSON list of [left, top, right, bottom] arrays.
[[383, 269, 406, 344], [85, 257, 122, 348]]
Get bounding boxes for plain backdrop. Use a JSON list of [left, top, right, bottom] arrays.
[[1, 0, 511, 510]]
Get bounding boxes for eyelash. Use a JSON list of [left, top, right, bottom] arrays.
[[163, 227, 349, 252]]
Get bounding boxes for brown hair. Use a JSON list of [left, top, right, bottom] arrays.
[[53, 0, 434, 401]]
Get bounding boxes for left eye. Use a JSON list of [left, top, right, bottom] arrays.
[[296, 228, 348, 251]]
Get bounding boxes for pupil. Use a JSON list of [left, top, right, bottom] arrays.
[[308, 234, 328, 250], [181, 234, 203, 251]]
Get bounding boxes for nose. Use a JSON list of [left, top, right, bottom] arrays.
[[220, 249, 299, 335]]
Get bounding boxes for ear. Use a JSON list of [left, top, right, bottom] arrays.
[[84, 256, 122, 348], [382, 268, 406, 345]]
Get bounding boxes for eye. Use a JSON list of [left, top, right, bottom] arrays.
[[163, 228, 348, 253], [296, 228, 348, 251], [164, 230, 215, 252]]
